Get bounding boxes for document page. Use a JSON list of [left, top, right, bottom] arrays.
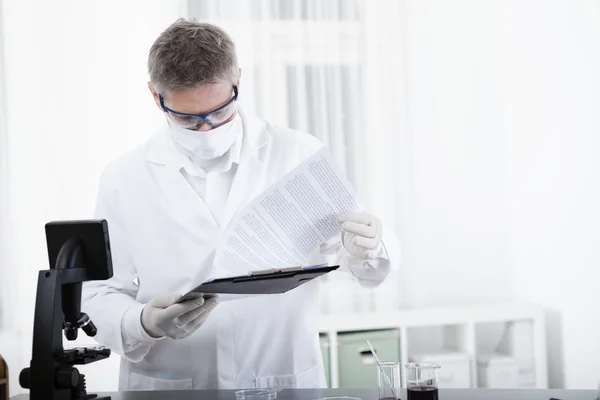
[[213, 147, 364, 276]]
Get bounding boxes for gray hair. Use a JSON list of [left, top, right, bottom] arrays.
[[148, 18, 239, 94]]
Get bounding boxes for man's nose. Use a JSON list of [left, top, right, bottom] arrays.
[[195, 122, 212, 132]]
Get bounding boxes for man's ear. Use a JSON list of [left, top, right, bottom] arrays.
[[236, 68, 242, 89], [148, 82, 161, 109]]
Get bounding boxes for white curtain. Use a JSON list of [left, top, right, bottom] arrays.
[[0, 1, 188, 395], [0, 0, 11, 332], [0, 0, 22, 393], [186, 0, 408, 206], [189, 0, 365, 185], [186, 0, 408, 312]]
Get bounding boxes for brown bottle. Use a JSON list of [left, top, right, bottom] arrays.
[[0, 352, 7, 400]]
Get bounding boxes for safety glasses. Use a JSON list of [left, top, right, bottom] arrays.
[[159, 85, 239, 130]]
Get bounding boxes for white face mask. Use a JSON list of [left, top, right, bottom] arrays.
[[167, 115, 241, 163]]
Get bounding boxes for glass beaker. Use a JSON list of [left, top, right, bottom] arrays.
[[377, 362, 401, 400], [405, 363, 440, 400]]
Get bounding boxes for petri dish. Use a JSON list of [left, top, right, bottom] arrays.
[[313, 397, 362, 400], [235, 389, 278, 400]]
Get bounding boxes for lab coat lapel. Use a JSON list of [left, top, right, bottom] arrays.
[[146, 127, 219, 237], [220, 112, 270, 228]]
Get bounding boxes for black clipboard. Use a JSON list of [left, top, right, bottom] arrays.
[[178, 264, 339, 303]]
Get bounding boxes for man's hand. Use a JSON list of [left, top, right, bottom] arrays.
[[338, 212, 383, 260], [141, 293, 218, 340]]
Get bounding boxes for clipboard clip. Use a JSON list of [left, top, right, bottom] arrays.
[[250, 266, 303, 276]]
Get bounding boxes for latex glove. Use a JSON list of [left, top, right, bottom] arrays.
[[338, 212, 383, 260], [141, 293, 218, 340]]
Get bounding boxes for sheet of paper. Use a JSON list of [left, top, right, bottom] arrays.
[[212, 147, 364, 277]]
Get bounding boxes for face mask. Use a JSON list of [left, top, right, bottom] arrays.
[[167, 115, 241, 163]]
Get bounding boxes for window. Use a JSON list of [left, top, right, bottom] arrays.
[[189, 0, 367, 187]]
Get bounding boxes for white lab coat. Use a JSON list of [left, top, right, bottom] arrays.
[[82, 110, 397, 391]]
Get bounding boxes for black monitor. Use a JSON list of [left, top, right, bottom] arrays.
[[45, 219, 113, 280]]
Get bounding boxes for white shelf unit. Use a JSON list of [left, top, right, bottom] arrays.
[[318, 302, 548, 389]]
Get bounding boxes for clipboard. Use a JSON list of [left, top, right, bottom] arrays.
[[177, 264, 339, 303]]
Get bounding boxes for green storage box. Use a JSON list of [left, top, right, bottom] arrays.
[[337, 329, 400, 388], [319, 334, 331, 388]]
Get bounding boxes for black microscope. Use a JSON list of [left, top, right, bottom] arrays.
[[19, 220, 114, 400]]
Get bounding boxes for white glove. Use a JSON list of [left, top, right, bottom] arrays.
[[338, 212, 383, 260], [141, 293, 218, 340]]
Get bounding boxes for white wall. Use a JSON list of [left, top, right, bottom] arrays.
[[402, 0, 513, 307], [505, 0, 600, 389], [400, 0, 600, 388]]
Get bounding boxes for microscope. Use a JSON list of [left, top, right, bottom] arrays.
[[19, 220, 114, 400]]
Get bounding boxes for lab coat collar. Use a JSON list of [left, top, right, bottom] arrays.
[[144, 108, 271, 235], [146, 108, 270, 167]]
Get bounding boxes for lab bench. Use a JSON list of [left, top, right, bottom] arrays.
[[8, 388, 597, 400]]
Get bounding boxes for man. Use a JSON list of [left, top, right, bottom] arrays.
[[82, 18, 398, 391]]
